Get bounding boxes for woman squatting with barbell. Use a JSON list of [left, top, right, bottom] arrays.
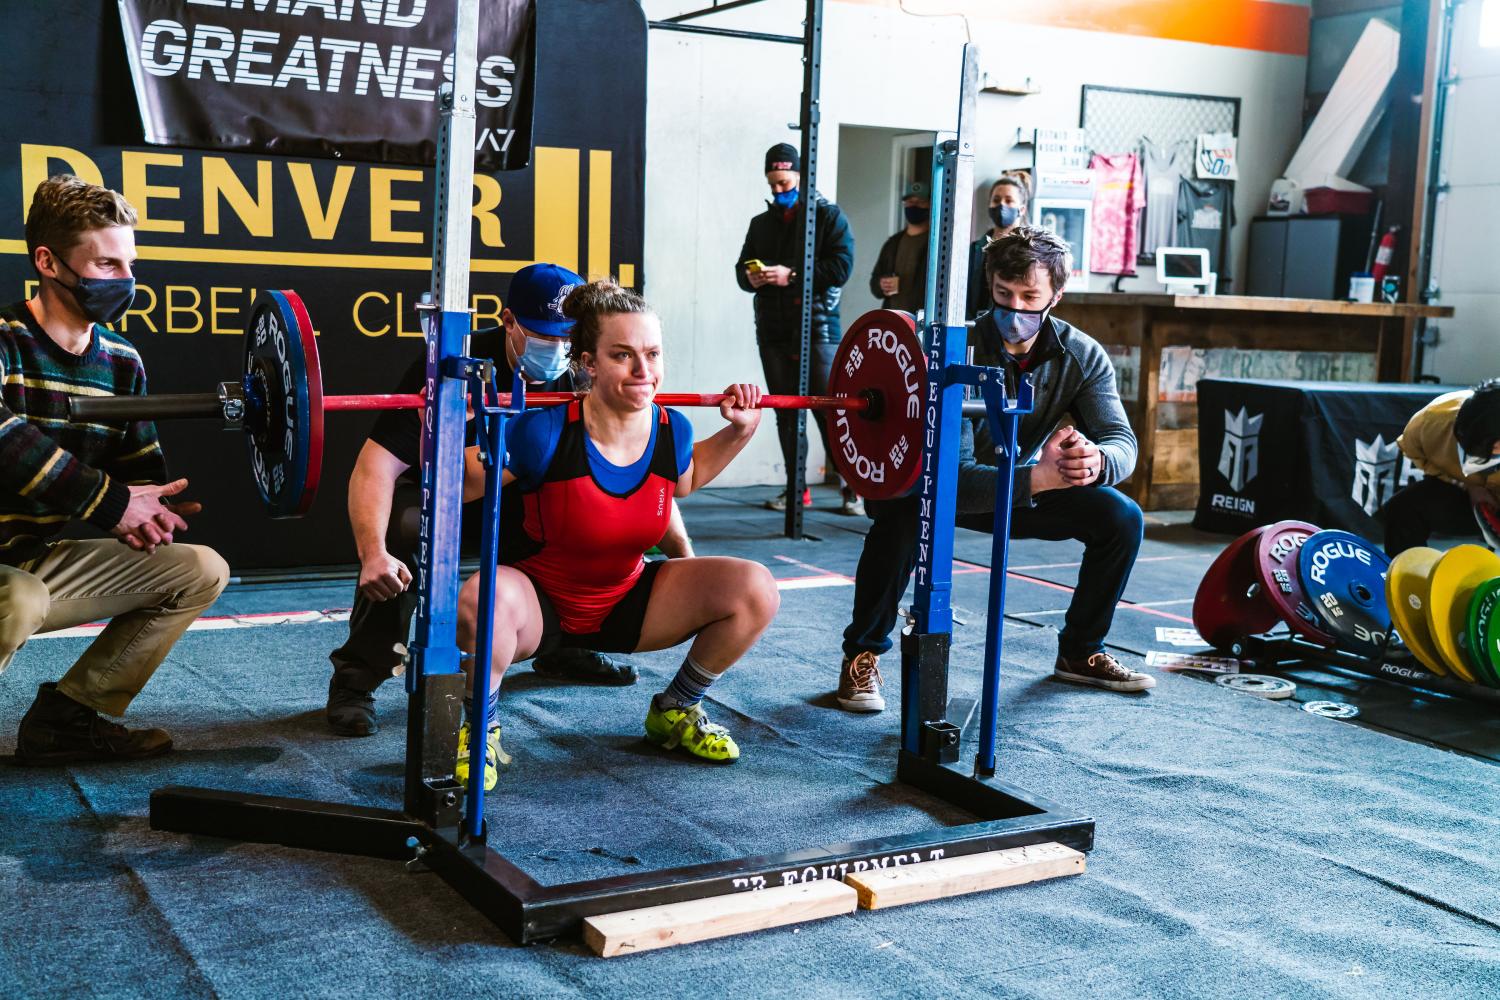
[[454, 280, 780, 788]]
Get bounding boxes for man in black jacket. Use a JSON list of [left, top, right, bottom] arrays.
[[736, 142, 858, 514], [870, 181, 930, 313]]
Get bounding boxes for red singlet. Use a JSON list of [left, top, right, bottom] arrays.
[[512, 401, 681, 633]]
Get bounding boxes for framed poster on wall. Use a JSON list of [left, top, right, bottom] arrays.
[[1031, 127, 1093, 288], [1034, 198, 1091, 286]]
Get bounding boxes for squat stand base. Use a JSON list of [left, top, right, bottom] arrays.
[[151, 766, 1092, 945]]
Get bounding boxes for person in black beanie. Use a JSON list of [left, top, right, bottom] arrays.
[[735, 142, 859, 514]]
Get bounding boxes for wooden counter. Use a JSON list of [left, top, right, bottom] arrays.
[[1051, 293, 1454, 510]]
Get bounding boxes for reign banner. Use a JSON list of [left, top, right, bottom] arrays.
[[0, 0, 646, 569], [117, 0, 535, 171], [1194, 379, 1454, 539]]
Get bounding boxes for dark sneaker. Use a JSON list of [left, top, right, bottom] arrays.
[[837, 651, 886, 712], [533, 648, 639, 686], [1053, 651, 1156, 692], [326, 676, 378, 737], [15, 682, 172, 764]]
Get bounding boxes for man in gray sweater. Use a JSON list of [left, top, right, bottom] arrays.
[[835, 226, 1151, 711]]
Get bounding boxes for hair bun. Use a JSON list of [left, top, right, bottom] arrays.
[[559, 279, 653, 362], [562, 279, 622, 321]]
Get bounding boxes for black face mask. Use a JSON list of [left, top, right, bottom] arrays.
[[51, 252, 135, 326], [989, 204, 1021, 229], [904, 204, 930, 226]]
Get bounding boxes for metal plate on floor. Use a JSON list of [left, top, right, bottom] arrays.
[[1465, 577, 1500, 687], [1427, 544, 1500, 685], [1302, 701, 1359, 720], [1254, 521, 1336, 646], [1192, 526, 1279, 649], [1385, 547, 1448, 678], [1215, 673, 1296, 700], [1297, 530, 1391, 655]]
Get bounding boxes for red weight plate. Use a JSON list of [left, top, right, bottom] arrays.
[[282, 290, 323, 517], [826, 309, 925, 501], [1254, 520, 1337, 645], [1192, 526, 1280, 649]]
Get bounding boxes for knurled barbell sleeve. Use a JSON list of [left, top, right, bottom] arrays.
[[68, 393, 226, 423]]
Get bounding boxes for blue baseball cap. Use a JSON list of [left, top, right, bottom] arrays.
[[507, 262, 584, 337]]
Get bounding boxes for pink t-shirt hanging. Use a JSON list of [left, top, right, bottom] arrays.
[[1089, 152, 1142, 276]]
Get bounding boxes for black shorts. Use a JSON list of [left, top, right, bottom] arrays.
[[528, 560, 665, 656]]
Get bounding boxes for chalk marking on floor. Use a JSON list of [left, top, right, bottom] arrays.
[[33, 552, 1185, 640], [1007, 554, 1200, 571], [773, 553, 852, 580], [33, 608, 355, 640], [33, 572, 860, 641], [952, 559, 1196, 624], [776, 576, 855, 591]]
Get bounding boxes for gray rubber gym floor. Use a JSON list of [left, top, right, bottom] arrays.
[[2, 486, 1497, 999]]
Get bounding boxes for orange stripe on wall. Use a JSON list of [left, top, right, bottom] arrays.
[[840, 0, 1311, 57]]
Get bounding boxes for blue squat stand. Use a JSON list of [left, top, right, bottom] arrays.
[[146, 27, 1093, 945]]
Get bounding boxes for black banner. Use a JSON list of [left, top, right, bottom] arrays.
[[1194, 378, 1456, 539], [117, 0, 534, 171], [1, 0, 646, 569]]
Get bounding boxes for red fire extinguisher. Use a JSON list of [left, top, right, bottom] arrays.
[[1370, 226, 1400, 285]]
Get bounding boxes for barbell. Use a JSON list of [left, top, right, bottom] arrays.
[[69, 290, 978, 517]]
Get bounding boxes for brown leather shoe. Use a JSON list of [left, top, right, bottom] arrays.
[[1053, 651, 1155, 692], [15, 683, 173, 764], [837, 651, 886, 712]]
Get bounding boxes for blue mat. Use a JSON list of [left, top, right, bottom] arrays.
[[0, 488, 1496, 998]]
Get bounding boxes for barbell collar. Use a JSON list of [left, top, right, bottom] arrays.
[[217, 380, 246, 427]]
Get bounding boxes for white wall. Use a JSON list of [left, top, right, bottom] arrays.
[[643, 0, 1310, 485], [1423, 0, 1500, 385], [836, 125, 935, 321], [643, 23, 811, 484]]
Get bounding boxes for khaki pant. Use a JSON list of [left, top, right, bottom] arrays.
[[0, 539, 229, 716]]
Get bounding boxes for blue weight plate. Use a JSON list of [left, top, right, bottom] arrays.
[[1297, 529, 1392, 655], [243, 290, 323, 518]]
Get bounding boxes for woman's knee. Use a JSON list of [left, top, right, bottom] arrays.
[[0, 573, 49, 652], [457, 571, 533, 648], [455, 572, 486, 646], [740, 561, 780, 624]]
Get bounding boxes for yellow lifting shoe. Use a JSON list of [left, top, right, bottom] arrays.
[[455, 722, 512, 791], [644, 700, 740, 764]]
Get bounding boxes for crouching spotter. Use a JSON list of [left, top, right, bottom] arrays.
[[456, 281, 779, 788], [4, 175, 227, 763]]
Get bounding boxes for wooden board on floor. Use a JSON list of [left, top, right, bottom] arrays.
[[582, 879, 857, 957], [844, 842, 1085, 910]]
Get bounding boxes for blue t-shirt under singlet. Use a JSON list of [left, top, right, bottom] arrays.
[[506, 404, 694, 492]]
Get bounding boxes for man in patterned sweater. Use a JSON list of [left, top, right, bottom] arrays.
[[3, 174, 227, 763]]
